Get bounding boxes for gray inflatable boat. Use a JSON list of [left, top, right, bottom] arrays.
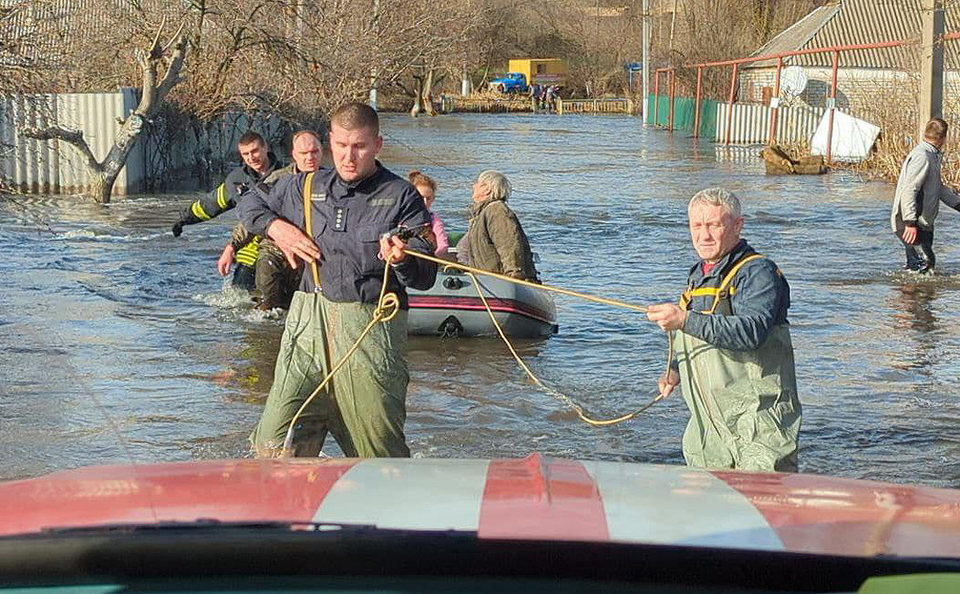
[[407, 267, 559, 338]]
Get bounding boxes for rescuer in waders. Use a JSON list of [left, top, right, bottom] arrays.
[[238, 103, 437, 458], [219, 130, 324, 310], [172, 131, 282, 291], [890, 117, 960, 275], [646, 187, 801, 473]]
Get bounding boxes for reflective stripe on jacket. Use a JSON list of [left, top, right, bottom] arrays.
[[177, 153, 282, 227]]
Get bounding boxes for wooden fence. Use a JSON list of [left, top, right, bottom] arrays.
[[437, 96, 634, 115], [557, 98, 633, 115]]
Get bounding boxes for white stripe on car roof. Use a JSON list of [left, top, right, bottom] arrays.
[[314, 458, 490, 531], [584, 461, 785, 551]]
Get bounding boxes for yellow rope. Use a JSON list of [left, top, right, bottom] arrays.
[[464, 269, 671, 427], [400, 249, 649, 314], [279, 248, 670, 456]]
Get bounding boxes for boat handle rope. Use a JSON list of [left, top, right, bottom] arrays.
[[280, 249, 673, 456]]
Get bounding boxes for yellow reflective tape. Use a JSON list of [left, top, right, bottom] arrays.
[[191, 201, 211, 221], [216, 184, 228, 210], [679, 254, 760, 314], [236, 238, 260, 266], [689, 287, 720, 298]]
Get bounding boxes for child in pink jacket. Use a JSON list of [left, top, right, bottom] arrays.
[[409, 170, 449, 256]]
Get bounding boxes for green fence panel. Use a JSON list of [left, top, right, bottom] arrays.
[[646, 94, 718, 140], [698, 100, 718, 140]]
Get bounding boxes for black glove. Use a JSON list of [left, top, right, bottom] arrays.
[[172, 221, 184, 237]]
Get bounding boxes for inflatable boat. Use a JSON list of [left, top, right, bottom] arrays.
[[407, 236, 558, 338], [407, 266, 558, 338]]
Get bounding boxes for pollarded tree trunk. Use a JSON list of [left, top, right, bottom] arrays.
[[409, 90, 423, 117], [421, 67, 436, 116], [22, 20, 187, 203], [91, 112, 146, 202]]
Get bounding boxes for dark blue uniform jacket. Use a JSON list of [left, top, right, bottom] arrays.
[[238, 163, 437, 307]]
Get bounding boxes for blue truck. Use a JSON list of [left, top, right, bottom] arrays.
[[489, 72, 529, 94]]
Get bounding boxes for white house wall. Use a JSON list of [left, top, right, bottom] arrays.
[[738, 67, 924, 114]]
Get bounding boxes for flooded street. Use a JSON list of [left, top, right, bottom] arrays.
[[1, 113, 958, 487]]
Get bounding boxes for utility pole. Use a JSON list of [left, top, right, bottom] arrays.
[[642, 0, 650, 123], [668, 0, 677, 55], [369, 0, 380, 110], [919, 0, 944, 134]]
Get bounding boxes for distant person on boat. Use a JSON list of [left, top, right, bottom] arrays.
[[890, 117, 960, 275], [219, 130, 323, 310], [646, 188, 801, 473], [408, 170, 449, 257], [238, 102, 437, 458], [171, 131, 283, 291], [457, 170, 539, 282]]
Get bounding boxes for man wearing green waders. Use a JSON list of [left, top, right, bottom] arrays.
[[646, 188, 801, 472], [238, 103, 437, 457]]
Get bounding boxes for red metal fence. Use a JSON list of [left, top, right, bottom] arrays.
[[653, 33, 960, 161]]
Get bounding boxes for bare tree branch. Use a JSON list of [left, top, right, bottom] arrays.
[[21, 126, 101, 172]]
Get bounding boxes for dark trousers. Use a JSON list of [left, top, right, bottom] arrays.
[[232, 263, 256, 291], [895, 223, 936, 273], [256, 255, 301, 310]]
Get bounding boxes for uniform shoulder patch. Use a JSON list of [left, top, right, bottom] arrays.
[[368, 195, 397, 207]]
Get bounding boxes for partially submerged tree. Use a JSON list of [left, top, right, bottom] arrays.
[[22, 19, 187, 203]]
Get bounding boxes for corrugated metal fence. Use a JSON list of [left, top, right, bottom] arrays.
[[716, 103, 826, 145], [0, 89, 143, 194]]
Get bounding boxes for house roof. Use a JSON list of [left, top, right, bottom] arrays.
[[745, 0, 960, 70]]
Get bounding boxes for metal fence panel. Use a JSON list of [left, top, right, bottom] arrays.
[[716, 102, 825, 145], [646, 94, 720, 139], [0, 89, 286, 195], [0, 90, 143, 194]]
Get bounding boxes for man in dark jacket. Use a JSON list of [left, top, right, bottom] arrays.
[[172, 131, 282, 290], [647, 187, 801, 473], [457, 170, 538, 282], [890, 118, 960, 274], [238, 103, 437, 458], [218, 130, 324, 309]]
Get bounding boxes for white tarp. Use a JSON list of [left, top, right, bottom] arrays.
[[810, 109, 881, 162]]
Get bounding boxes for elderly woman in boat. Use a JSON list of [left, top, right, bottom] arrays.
[[457, 170, 539, 282]]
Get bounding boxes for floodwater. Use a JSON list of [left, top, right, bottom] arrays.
[[1, 114, 958, 488]]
